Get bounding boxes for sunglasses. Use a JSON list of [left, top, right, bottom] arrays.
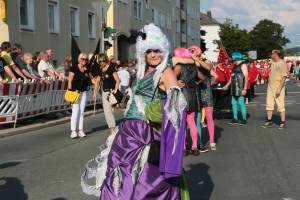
[[81, 58, 88, 61], [99, 60, 106, 63], [145, 49, 161, 54]]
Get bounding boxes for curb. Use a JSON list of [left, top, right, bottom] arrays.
[[0, 109, 103, 139]]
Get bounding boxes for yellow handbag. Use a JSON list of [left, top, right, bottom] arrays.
[[65, 89, 80, 104]]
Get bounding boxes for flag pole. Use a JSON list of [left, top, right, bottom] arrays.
[[93, 76, 98, 117]]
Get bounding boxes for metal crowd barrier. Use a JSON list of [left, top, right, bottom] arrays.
[[0, 79, 102, 128]]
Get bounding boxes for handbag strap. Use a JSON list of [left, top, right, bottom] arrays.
[[149, 78, 161, 142]]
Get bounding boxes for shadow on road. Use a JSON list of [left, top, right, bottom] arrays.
[[185, 163, 214, 200], [84, 119, 124, 136], [0, 161, 22, 169], [0, 177, 28, 200]]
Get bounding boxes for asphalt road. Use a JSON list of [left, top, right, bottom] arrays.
[[0, 81, 300, 200]]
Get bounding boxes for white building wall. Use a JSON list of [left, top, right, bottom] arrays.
[[201, 25, 220, 62]]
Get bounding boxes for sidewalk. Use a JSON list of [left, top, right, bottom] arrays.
[[0, 108, 103, 139]]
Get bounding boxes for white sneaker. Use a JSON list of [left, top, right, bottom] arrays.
[[63, 110, 71, 115], [70, 130, 78, 139], [55, 112, 63, 117], [78, 131, 86, 137], [246, 101, 249, 105], [209, 143, 217, 150]]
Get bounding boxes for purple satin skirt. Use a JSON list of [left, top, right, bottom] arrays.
[[100, 119, 180, 200]]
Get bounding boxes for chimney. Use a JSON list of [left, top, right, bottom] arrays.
[[207, 11, 212, 18]]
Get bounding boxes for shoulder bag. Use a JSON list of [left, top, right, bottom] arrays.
[[102, 69, 123, 106], [64, 70, 86, 104]]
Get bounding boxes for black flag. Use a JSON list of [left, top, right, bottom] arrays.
[[89, 38, 100, 78], [71, 34, 81, 68]]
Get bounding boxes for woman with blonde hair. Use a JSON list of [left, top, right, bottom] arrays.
[[56, 61, 71, 80], [68, 53, 94, 138], [23, 53, 41, 81]]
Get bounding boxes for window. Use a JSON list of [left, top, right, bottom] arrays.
[[134, 1, 138, 18], [88, 11, 96, 39], [175, 0, 180, 8], [176, 20, 180, 33], [70, 5, 79, 36], [19, 0, 34, 30], [48, 0, 59, 34], [145, 0, 149, 9], [191, 7, 194, 19], [191, 27, 194, 39], [118, 0, 127, 3], [138, 1, 142, 20], [152, 8, 158, 25], [187, 4, 190, 15], [159, 11, 165, 28], [166, 15, 171, 30], [187, 26, 191, 36], [172, 6, 175, 21], [134, 1, 142, 20], [173, 32, 175, 48]]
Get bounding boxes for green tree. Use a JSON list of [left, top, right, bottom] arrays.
[[283, 49, 295, 56], [248, 19, 290, 59], [214, 18, 251, 56]]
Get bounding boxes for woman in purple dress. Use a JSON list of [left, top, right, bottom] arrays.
[[82, 23, 189, 199]]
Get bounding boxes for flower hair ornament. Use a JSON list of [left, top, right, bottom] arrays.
[[135, 23, 170, 82]]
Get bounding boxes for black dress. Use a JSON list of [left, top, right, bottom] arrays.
[[178, 64, 198, 111]]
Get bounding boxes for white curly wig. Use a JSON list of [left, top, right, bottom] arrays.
[[135, 23, 170, 82]]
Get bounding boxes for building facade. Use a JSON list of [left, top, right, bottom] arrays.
[[0, 0, 102, 67], [106, 0, 201, 61], [200, 11, 220, 62]]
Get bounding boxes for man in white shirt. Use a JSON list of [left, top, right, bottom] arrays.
[[38, 51, 62, 81], [117, 64, 130, 109]]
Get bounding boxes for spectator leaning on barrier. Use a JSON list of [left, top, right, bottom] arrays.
[[1, 42, 26, 83], [11, 44, 38, 82], [22, 53, 41, 79], [68, 53, 94, 139], [31, 52, 41, 70], [38, 51, 64, 81], [0, 75, 7, 88], [1, 47, 17, 83], [56, 61, 71, 80]]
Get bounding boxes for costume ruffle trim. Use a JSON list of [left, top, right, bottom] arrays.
[[81, 126, 119, 197], [124, 87, 133, 117], [131, 145, 150, 185], [164, 87, 187, 154]]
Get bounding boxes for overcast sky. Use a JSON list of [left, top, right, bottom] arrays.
[[200, 0, 300, 49]]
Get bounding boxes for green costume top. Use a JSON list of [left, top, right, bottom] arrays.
[[125, 70, 166, 121]]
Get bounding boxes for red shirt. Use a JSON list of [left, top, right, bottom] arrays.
[[226, 66, 232, 81], [216, 65, 227, 82], [248, 64, 259, 83]]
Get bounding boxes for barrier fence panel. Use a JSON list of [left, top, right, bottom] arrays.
[[0, 79, 103, 127], [0, 82, 20, 126], [47, 79, 71, 113], [17, 81, 52, 120]]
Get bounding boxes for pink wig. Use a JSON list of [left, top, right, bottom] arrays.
[[173, 47, 192, 58], [188, 45, 202, 57]]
